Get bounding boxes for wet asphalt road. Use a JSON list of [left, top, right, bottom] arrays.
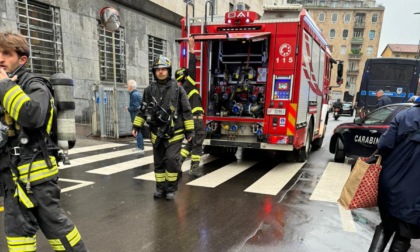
[[0, 114, 419, 252]]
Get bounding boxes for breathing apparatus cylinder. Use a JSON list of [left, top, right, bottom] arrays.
[[50, 73, 76, 165]]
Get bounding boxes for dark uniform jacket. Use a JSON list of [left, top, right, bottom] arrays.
[[182, 52, 204, 116], [133, 78, 194, 144], [0, 67, 58, 206], [377, 106, 420, 227], [377, 95, 392, 107]]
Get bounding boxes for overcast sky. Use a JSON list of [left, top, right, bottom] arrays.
[[376, 0, 420, 56]]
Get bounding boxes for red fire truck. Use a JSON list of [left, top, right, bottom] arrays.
[[177, 2, 342, 161]]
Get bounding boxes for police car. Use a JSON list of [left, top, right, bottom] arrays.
[[329, 103, 414, 163]]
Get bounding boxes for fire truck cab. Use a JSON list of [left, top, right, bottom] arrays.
[[177, 2, 341, 162]]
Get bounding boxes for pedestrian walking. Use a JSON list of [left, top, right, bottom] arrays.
[[175, 37, 205, 177], [0, 32, 88, 251], [132, 55, 194, 200], [376, 89, 392, 108], [368, 96, 420, 252], [125, 79, 145, 156]]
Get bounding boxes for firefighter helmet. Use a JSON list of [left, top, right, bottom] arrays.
[[152, 55, 172, 80], [175, 68, 188, 82]]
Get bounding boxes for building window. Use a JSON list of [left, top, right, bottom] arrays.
[[16, 0, 64, 76], [148, 36, 167, 83], [348, 61, 358, 71], [330, 29, 336, 38], [331, 1, 338, 7], [340, 45, 347, 55], [344, 2, 349, 8], [331, 13, 338, 23], [97, 22, 126, 83], [342, 29, 348, 39], [319, 12, 325, 22], [344, 13, 351, 23], [369, 30, 376, 40], [372, 14, 378, 23], [367, 46, 373, 56]]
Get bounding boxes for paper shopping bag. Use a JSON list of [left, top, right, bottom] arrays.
[[338, 155, 382, 210]]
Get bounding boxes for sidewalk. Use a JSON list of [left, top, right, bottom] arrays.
[[75, 124, 135, 147]]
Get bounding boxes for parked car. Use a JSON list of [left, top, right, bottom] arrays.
[[329, 103, 413, 163], [340, 102, 354, 116]]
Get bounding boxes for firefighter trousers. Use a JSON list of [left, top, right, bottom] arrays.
[[153, 139, 183, 193], [180, 118, 206, 167], [2, 171, 88, 252]]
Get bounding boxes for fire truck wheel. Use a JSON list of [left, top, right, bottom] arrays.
[[311, 136, 324, 150], [334, 137, 345, 163], [294, 122, 313, 162]]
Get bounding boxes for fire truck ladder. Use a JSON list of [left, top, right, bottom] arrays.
[[185, 0, 214, 95]]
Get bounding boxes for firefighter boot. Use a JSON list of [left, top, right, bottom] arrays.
[[166, 192, 175, 200], [153, 188, 166, 199], [189, 162, 203, 177]]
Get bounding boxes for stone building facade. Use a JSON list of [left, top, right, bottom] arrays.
[[295, 0, 384, 103]]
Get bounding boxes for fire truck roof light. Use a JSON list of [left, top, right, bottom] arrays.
[[182, 48, 186, 57]]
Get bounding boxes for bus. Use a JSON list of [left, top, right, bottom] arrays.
[[356, 58, 420, 116]]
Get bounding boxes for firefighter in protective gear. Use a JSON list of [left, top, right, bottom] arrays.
[[132, 55, 194, 200], [0, 32, 88, 252], [175, 37, 205, 177]]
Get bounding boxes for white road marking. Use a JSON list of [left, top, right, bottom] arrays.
[[187, 160, 258, 188], [69, 143, 128, 154], [244, 162, 306, 195], [87, 155, 155, 175], [134, 155, 218, 181], [310, 162, 356, 232], [60, 178, 95, 193], [60, 146, 153, 169], [338, 205, 357, 233], [309, 162, 351, 202]]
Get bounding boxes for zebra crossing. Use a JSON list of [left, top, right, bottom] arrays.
[[61, 142, 352, 199]]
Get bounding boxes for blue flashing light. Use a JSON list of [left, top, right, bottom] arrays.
[[182, 48, 187, 57]]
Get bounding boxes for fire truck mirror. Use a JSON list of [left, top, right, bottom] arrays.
[[337, 62, 343, 78], [336, 61, 344, 85]]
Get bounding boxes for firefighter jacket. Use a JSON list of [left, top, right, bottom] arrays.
[[183, 52, 204, 116], [133, 78, 194, 145], [0, 66, 58, 207]]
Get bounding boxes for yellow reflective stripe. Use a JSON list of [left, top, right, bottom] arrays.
[[151, 132, 157, 144], [133, 116, 144, 127], [3, 85, 20, 110], [155, 172, 165, 182], [180, 149, 189, 157], [174, 129, 184, 134], [48, 239, 65, 251], [15, 157, 58, 184], [186, 76, 196, 85], [7, 235, 36, 252], [13, 182, 34, 208], [165, 171, 178, 182], [66, 226, 82, 247], [184, 120, 194, 131], [10, 93, 31, 121], [191, 154, 201, 162], [46, 98, 54, 134], [187, 89, 199, 99], [168, 134, 184, 143], [192, 107, 204, 114]]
